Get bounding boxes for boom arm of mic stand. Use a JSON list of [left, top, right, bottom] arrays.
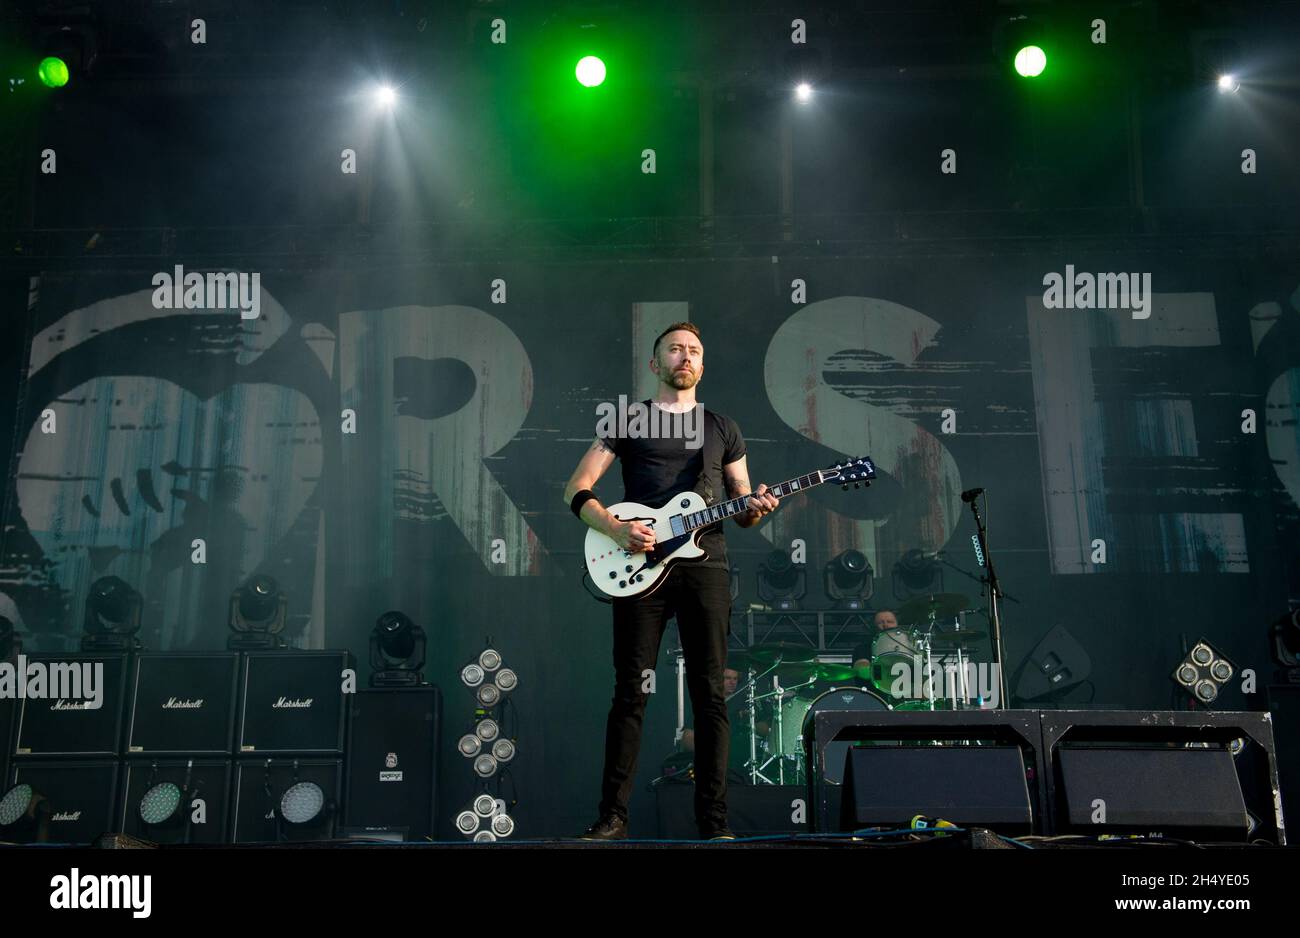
[[933, 552, 1022, 605]]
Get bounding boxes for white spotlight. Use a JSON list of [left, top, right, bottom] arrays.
[[1217, 74, 1239, 94], [375, 85, 398, 108], [795, 82, 813, 102], [455, 810, 479, 834]]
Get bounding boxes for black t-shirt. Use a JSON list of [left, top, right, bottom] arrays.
[[602, 400, 746, 569]]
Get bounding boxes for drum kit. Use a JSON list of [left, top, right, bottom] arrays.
[[726, 593, 989, 786]]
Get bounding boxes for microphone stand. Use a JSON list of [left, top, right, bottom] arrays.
[[967, 493, 1009, 709], [932, 552, 1022, 607]]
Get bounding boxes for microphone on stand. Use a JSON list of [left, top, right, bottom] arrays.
[[960, 488, 984, 503]]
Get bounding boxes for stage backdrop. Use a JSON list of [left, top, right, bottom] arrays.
[[2, 248, 1298, 836]]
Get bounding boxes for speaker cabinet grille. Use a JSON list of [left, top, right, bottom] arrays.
[[237, 651, 351, 754], [840, 745, 1033, 833], [1057, 746, 1249, 838], [13, 654, 129, 757], [7, 760, 121, 845], [127, 654, 239, 756], [344, 686, 441, 840]]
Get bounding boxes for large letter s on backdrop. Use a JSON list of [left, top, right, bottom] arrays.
[[764, 297, 963, 573]]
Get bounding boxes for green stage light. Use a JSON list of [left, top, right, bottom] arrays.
[[1014, 45, 1046, 78], [37, 57, 69, 88], [575, 55, 606, 87]]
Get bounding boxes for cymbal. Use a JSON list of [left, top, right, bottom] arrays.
[[896, 593, 971, 623], [728, 659, 819, 687], [727, 648, 756, 669], [927, 629, 988, 647], [739, 642, 818, 666], [763, 662, 823, 682], [811, 663, 859, 683]]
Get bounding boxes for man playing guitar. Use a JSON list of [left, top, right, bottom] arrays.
[[564, 322, 780, 840]]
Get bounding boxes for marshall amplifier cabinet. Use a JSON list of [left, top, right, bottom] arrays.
[[231, 757, 342, 843], [344, 686, 442, 840], [12, 653, 130, 758], [236, 651, 352, 755], [126, 653, 239, 756], [5, 760, 120, 845], [117, 759, 232, 844]]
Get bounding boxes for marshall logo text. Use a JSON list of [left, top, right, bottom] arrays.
[[272, 697, 313, 709]]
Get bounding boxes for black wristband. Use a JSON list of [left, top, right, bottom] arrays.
[[570, 489, 598, 518]]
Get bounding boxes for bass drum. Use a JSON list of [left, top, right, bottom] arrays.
[[799, 686, 892, 784]]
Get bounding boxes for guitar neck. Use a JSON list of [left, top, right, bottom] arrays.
[[683, 470, 826, 533]]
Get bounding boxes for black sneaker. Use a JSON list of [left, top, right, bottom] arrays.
[[577, 815, 629, 841], [701, 826, 737, 841]]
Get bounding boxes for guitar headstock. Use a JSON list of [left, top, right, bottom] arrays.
[[824, 455, 876, 488]]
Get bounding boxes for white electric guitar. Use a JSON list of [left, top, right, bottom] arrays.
[[585, 456, 877, 599]]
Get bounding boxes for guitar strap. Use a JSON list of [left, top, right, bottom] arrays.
[[692, 408, 722, 508]]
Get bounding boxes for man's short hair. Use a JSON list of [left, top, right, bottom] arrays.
[[653, 321, 703, 357]]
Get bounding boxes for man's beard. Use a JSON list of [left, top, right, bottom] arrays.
[[667, 369, 698, 389]]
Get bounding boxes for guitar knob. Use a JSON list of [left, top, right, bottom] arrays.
[[854, 482, 860, 489], [841, 483, 848, 491], [625, 565, 633, 573], [618, 580, 627, 589], [609, 571, 617, 579], [680, 498, 690, 508]]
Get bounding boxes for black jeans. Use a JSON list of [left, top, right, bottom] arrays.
[[598, 563, 731, 834]]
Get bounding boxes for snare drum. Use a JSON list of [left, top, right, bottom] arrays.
[[799, 686, 892, 784]]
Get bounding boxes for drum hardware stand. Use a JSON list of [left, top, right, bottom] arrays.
[[672, 649, 686, 749], [730, 660, 781, 785], [966, 491, 1009, 709], [738, 662, 816, 786], [750, 677, 794, 785], [771, 675, 785, 785], [948, 623, 976, 707], [740, 667, 773, 785], [914, 629, 934, 710]]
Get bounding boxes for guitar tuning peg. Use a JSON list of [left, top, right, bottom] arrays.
[[841, 483, 848, 491], [854, 482, 860, 489]]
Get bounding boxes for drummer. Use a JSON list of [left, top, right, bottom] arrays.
[[850, 608, 901, 689]]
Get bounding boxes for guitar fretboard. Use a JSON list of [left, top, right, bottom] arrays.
[[682, 470, 826, 533]]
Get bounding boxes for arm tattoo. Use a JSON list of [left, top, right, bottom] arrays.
[[727, 473, 752, 499], [594, 437, 615, 455]]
